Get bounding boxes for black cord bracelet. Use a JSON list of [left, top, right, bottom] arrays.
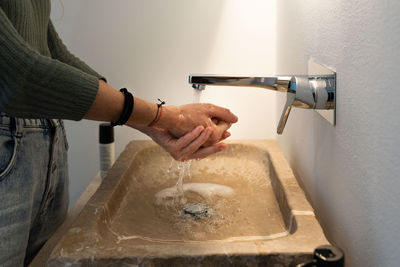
[[111, 88, 134, 126]]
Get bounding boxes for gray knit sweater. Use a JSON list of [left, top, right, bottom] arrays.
[[0, 0, 103, 120]]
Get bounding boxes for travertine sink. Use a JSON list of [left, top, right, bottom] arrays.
[[48, 140, 328, 266]]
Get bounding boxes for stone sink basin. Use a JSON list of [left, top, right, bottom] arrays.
[[48, 140, 328, 266]]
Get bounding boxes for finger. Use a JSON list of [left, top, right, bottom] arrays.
[[208, 105, 238, 123], [175, 125, 204, 149], [185, 142, 227, 160], [219, 131, 231, 142], [203, 122, 231, 146], [202, 131, 231, 147], [178, 127, 213, 157], [211, 122, 231, 137]]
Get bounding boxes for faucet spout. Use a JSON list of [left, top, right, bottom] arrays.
[[188, 74, 335, 134], [189, 75, 293, 93]]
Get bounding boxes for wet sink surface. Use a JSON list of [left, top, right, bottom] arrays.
[[112, 144, 286, 242], [48, 140, 328, 266]]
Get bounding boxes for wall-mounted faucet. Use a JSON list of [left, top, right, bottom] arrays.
[[189, 74, 335, 134]]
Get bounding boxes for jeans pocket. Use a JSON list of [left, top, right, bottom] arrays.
[[0, 129, 19, 181]]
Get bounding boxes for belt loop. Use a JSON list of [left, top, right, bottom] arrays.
[[49, 119, 59, 127], [14, 117, 24, 138]]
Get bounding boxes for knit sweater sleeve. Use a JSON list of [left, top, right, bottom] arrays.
[[47, 20, 106, 81], [0, 8, 99, 120]]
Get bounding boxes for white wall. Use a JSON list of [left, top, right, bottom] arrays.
[[50, 1, 276, 206], [277, 1, 400, 266]]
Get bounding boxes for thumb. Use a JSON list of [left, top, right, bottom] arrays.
[[208, 105, 238, 123]]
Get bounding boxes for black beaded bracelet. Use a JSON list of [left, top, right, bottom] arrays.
[[111, 88, 134, 126]]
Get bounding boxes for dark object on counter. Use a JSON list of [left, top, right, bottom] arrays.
[[99, 123, 115, 179], [296, 245, 344, 267], [99, 123, 114, 144]]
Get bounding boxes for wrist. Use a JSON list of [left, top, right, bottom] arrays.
[[148, 99, 166, 127], [111, 88, 134, 126], [155, 105, 181, 130], [125, 97, 158, 127]]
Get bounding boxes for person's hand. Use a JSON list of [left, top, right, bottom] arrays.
[[133, 125, 230, 161], [156, 103, 238, 146]]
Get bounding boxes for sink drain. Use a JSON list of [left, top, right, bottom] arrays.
[[182, 203, 213, 220]]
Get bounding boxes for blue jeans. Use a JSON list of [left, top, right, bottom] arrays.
[[0, 113, 69, 267]]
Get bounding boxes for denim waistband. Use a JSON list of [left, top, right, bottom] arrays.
[[0, 112, 62, 128]]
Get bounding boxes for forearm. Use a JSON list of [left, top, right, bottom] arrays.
[[84, 80, 164, 126], [84, 81, 237, 147]]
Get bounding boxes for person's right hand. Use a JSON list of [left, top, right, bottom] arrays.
[[155, 103, 238, 146]]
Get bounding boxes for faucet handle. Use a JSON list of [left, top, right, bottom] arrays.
[[277, 92, 295, 134], [277, 75, 335, 134]]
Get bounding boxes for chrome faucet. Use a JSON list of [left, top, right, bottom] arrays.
[[189, 74, 335, 134]]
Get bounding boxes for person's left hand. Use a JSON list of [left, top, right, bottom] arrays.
[[133, 124, 230, 161]]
